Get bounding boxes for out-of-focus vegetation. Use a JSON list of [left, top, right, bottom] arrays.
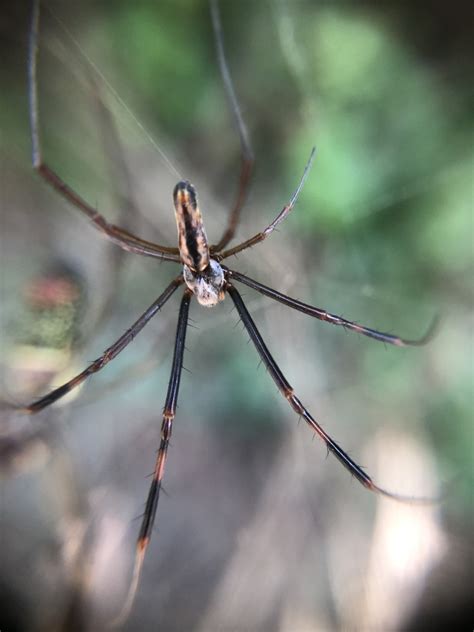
[[1, 1, 472, 631]]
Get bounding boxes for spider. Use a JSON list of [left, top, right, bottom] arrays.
[[23, 0, 436, 622]]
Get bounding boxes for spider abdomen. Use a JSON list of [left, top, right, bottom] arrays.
[[183, 259, 225, 307], [173, 180, 210, 273]]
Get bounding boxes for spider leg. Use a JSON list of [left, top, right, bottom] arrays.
[[227, 283, 432, 503], [21, 276, 183, 414], [28, 0, 180, 262], [113, 289, 191, 626], [225, 269, 438, 346], [209, 0, 254, 253], [216, 148, 315, 260]]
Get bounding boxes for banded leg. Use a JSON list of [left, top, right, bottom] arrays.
[[217, 148, 315, 260], [28, 0, 180, 262], [225, 269, 438, 346], [209, 0, 254, 253], [22, 276, 183, 414], [227, 283, 429, 502], [114, 290, 191, 625]]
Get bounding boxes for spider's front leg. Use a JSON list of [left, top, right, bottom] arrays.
[[113, 289, 191, 625], [225, 268, 438, 347], [227, 283, 433, 503], [21, 277, 183, 414]]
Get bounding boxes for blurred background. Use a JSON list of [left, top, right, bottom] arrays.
[[0, 1, 472, 631]]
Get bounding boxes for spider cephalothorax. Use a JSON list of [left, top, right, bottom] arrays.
[[183, 259, 225, 307]]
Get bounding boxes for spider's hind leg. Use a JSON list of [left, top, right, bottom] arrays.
[[27, 0, 180, 262], [209, 0, 254, 254]]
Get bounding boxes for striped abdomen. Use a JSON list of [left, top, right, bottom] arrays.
[[173, 181, 210, 273]]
